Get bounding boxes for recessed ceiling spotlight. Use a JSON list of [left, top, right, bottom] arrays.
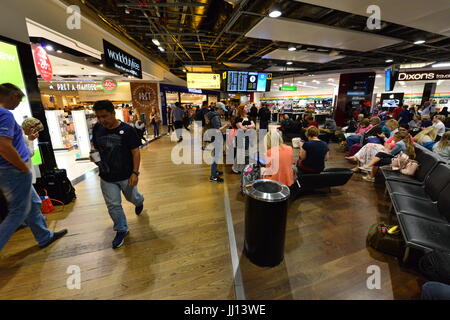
[[414, 40, 426, 45], [286, 61, 293, 65], [45, 45, 54, 51], [268, 4, 282, 18], [288, 46, 296, 51], [56, 50, 63, 54], [152, 39, 161, 46], [100, 64, 104, 67], [125, 8, 131, 14], [386, 59, 394, 63], [183, 69, 187, 73], [269, 10, 282, 18], [158, 46, 165, 52], [376, 74, 382, 78]]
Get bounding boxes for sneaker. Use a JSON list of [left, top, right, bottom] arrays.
[[362, 175, 375, 183], [135, 203, 144, 215], [39, 229, 68, 248], [209, 176, 224, 183], [216, 171, 224, 176], [112, 231, 129, 249]]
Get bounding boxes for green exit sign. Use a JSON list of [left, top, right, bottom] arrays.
[[280, 86, 297, 91]]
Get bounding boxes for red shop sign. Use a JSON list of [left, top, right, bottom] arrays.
[[33, 45, 53, 82], [102, 77, 118, 93]]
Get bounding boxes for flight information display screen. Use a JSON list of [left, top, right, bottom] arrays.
[[225, 71, 270, 92]]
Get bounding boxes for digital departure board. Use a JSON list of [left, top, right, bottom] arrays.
[[224, 71, 271, 92]]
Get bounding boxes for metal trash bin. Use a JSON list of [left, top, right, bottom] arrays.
[[243, 179, 290, 267]]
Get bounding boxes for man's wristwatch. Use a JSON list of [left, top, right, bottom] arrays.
[[132, 171, 140, 176]]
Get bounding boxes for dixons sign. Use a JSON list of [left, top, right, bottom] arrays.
[[103, 40, 142, 79], [397, 69, 450, 81]]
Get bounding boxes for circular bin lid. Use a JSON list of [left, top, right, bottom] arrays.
[[244, 179, 290, 203]]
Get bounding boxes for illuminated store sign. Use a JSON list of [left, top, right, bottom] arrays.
[[48, 82, 98, 91], [397, 69, 450, 81], [103, 40, 142, 79]]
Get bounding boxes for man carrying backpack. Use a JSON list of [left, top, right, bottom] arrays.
[[0, 83, 67, 250]]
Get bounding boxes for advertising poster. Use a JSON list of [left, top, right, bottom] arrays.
[[130, 82, 159, 125], [0, 40, 41, 165]]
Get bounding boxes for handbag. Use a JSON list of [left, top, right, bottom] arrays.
[[400, 160, 419, 176], [391, 152, 410, 171], [40, 189, 65, 214]]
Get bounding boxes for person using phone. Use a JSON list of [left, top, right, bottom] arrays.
[[0, 83, 67, 250]]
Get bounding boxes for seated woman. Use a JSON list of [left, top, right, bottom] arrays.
[[432, 131, 450, 163], [297, 126, 329, 174], [261, 130, 295, 188], [408, 114, 422, 135], [414, 126, 438, 151], [346, 118, 372, 149], [362, 131, 416, 182]]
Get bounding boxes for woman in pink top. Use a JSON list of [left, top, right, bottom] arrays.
[[262, 130, 295, 187]]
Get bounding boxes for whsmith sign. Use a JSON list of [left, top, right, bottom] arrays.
[[103, 40, 142, 79], [397, 69, 450, 81]]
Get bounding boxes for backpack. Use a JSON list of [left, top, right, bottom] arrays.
[[367, 223, 405, 257], [419, 251, 450, 285], [194, 108, 204, 121]]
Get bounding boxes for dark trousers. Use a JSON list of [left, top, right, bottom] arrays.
[[260, 121, 269, 130], [174, 121, 183, 140]]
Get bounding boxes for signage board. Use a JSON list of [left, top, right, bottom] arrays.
[[32, 44, 53, 82], [103, 40, 142, 79], [280, 86, 297, 91], [102, 77, 118, 93], [130, 82, 158, 111], [396, 69, 450, 81], [224, 71, 271, 92], [186, 73, 220, 89], [48, 82, 98, 91]]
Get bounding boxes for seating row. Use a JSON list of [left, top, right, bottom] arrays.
[[381, 144, 450, 258]]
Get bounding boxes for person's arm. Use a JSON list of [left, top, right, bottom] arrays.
[[390, 142, 403, 156], [247, 121, 256, 129], [236, 122, 246, 131], [0, 137, 29, 172], [299, 143, 307, 160], [128, 148, 141, 187], [325, 151, 329, 161]]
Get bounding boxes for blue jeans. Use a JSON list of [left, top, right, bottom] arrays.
[[346, 135, 361, 149], [152, 122, 160, 137], [0, 168, 53, 250], [100, 179, 144, 232], [422, 282, 450, 300]]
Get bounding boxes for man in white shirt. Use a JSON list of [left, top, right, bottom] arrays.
[[433, 115, 446, 141]]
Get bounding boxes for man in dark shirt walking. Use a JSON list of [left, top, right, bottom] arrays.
[[91, 100, 144, 249]]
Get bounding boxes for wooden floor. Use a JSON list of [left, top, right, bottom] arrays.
[[0, 133, 424, 300]]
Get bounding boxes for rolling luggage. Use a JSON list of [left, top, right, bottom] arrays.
[[35, 169, 76, 205]]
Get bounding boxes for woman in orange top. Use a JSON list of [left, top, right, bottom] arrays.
[[262, 130, 295, 187]]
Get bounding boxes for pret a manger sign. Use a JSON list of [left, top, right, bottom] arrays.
[[103, 40, 142, 79], [397, 69, 450, 81]]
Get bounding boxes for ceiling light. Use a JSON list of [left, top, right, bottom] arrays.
[[432, 62, 450, 68], [327, 78, 334, 81], [45, 45, 54, 51], [288, 46, 296, 51], [374, 86, 379, 89], [56, 50, 63, 54], [414, 40, 426, 45], [400, 62, 434, 69], [376, 74, 382, 78], [183, 69, 187, 73], [386, 59, 393, 63], [158, 46, 165, 52], [286, 61, 293, 65], [100, 64, 104, 67], [152, 39, 161, 46], [125, 8, 131, 14], [268, 10, 282, 18]]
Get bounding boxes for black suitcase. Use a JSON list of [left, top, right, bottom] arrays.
[[36, 169, 76, 205]]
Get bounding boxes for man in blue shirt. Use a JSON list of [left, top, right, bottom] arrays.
[[0, 83, 67, 250]]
